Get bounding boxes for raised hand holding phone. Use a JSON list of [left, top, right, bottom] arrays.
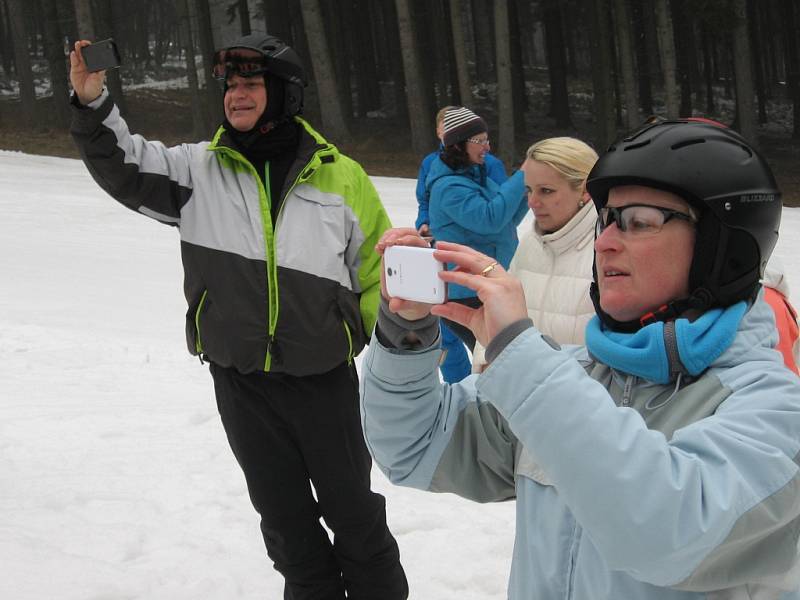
[[384, 246, 446, 304], [69, 40, 112, 105], [376, 227, 441, 321], [80, 38, 121, 73]]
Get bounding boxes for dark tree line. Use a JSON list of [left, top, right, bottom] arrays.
[[1, 0, 799, 163]]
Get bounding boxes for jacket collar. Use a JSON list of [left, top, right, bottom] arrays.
[[208, 116, 338, 165], [533, 200, 596, 255]]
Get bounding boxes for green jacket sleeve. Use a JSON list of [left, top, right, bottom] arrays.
[[348, 163, 392, 337]]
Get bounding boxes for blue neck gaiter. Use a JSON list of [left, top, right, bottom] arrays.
[[585, 302, 747, 384]]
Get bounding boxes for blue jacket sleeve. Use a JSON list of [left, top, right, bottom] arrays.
[[415, 152, 435, 230], [485, 153, 508, 186], [434, 169, 526, 235]]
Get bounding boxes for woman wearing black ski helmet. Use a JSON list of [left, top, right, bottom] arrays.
[[586, 117, 782, 332]]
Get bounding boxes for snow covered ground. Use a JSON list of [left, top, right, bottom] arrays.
[[1, 149, 798, 599]]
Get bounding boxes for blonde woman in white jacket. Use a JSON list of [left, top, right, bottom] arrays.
[[473, 137, 598, 370]]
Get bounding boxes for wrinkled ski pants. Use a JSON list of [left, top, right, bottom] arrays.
[[211, 361, 408, 600]]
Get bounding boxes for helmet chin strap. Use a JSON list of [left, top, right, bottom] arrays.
[[589, 282, 713, 333]]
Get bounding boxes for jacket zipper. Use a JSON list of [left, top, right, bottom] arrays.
[[263, 161, 321, 370], [622, 374, 635, 406], [211, 124, 332, 372]]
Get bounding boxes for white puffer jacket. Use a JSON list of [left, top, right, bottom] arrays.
[[473, 201, 596, 369]]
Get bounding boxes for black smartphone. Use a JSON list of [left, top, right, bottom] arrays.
[[81, 38, 121, 72]]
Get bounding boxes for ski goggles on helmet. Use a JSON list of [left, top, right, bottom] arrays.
[[595, 204, 697, 237], [211, 49, 268, 81]]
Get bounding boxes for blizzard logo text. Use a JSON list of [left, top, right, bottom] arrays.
[[739, 194, 777, 203]]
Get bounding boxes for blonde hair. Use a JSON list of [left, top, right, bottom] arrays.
[[436, 105, 459, 127], [526, 137, 599, 190]]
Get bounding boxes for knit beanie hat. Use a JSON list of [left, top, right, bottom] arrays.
[[442, 107, 488, 146]]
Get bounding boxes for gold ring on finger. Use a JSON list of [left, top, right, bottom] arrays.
[[480, 261, 498, 276]]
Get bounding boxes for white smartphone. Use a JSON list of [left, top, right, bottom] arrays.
[[384, 246, 446, 304]]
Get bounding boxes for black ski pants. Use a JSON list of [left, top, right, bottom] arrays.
[[210, 361, 408, 600]]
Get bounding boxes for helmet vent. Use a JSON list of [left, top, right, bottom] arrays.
[[622, 139, 651, 151], [671, 139, 705, 150]]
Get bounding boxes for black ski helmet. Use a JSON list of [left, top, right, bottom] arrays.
[[586, 117, 782, 332], [213, 33, 307, 122]]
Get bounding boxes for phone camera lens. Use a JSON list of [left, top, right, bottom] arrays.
[[387, 268, 393, 276]]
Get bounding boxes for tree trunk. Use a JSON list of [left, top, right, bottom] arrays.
[[543, 0, 571, 128], [630, 0, 653, 114], [508, 0, 527, 119], [412, 0, 439, 113], [286, 0, 319, 120], [471, 0, 493, 85], [701, 24, 715, 115], [589, 0, 616, 149], [747, 0, 767, 124], [94, 0, 126, 115], [382, 0, 408, 122], [73, 0, 94, 39], [653, 0, 679, 117], [40, 0, 70, 127], [194, 0, 222, 128], [441, 1, 460, 106], [425, 0, 450, 107], [494, 0, 515, 166], [613, 0, 639, 130], [176, 0, 205, 139], [263, 0, 291, 40], [353, 0, 381, 115], [516, 0, 536, 67], [153, 1, 172, 67], [0, 0, 15, 78], [642, 0, 661, 82], [764, 0, 779, 88], [782, 0, 800, 138], [562, 3, 578, 76], [395, 0, 433, 154], [321, 1, 353, 120], [238, 0, 251, 35], [449, 0, 472, 105], [8, 0, 36, 125], [670, 0, 693, 117], [299, 0, 351, 142], [731, 0, 756, 142]]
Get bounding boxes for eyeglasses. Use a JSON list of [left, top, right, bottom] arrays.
[[212, 51, 268, 81], [595, 204, 696, 237], [466, 137, 490, 146]]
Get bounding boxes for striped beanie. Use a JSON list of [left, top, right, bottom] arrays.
[[442, 106, 488, 146]]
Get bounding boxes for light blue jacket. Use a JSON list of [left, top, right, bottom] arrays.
[[426, 158, 527, 299], [360, 296, 800, 599], [415, 148, 507, 230]]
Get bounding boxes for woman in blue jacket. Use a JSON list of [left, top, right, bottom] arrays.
[[426, 106, 527, 351], [365, 119, 800, 599]]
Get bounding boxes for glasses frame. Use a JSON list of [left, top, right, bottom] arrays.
[[595, 203, 696, 237], [465, 137, 490, 146]]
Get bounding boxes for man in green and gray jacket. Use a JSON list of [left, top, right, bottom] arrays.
[[69, 34, 407, 600]]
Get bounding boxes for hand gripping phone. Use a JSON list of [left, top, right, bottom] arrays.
[[384, 246, 446, 304], [81, 38, 121, 73]]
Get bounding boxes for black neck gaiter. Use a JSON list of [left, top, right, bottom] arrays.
[[223, 117, 301, 224]]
